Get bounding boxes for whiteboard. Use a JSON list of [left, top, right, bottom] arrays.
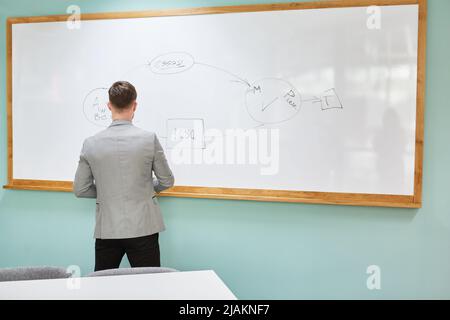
[[10, 4, 422, 201]]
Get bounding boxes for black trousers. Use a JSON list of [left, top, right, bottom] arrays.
[[94, 233, 160, 272]]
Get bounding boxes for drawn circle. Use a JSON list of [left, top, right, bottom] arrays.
[[245, 78, 301, 124], [149, 52, 195, 75], [83, 88, 111, 127]]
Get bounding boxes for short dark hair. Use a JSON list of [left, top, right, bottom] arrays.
[[108, 81, 137, 110]]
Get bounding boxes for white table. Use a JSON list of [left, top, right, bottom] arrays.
[[0, 270, 237, 300]]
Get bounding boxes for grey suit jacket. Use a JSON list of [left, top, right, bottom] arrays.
[[73, 119, 174, 239]]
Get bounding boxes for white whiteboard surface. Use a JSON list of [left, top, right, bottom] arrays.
[[11, 4, 419, 196]]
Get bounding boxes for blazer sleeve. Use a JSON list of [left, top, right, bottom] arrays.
[[73, 139, 97, 198], [152, 135, 175, 193]]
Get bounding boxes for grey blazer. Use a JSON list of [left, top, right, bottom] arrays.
[[73, 119, 174, 239]]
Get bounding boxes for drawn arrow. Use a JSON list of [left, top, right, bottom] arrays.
[[302, 96, 321, 104], [194, 61, 252, 88], [261, 97, 279, 112]]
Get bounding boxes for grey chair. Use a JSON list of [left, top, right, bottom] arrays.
[[87, 267, 178, 277], [0, 266, 72, 282]]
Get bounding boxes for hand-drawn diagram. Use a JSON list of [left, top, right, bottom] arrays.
[[82, 87, 111, 127], [82, 51, 344, 129], [166, 118, 205, 149], [303, 88, 343, 111], [149, 52, 195, 74], [245, 78, 301, 124]]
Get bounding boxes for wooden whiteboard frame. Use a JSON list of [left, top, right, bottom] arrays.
[[3, 0, 427, 208]]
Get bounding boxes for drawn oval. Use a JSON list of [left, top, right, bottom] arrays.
[[82, 87, 111, 127], [245, 78, 302, 125], [149, 52, 194, 74]]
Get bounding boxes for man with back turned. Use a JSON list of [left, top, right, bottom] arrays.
[[73, 81, 174, 271]]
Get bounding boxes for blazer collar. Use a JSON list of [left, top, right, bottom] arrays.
[[109, 119, 132, 127]]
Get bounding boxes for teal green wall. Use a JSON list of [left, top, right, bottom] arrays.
[[1, 0, 449, 299]]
